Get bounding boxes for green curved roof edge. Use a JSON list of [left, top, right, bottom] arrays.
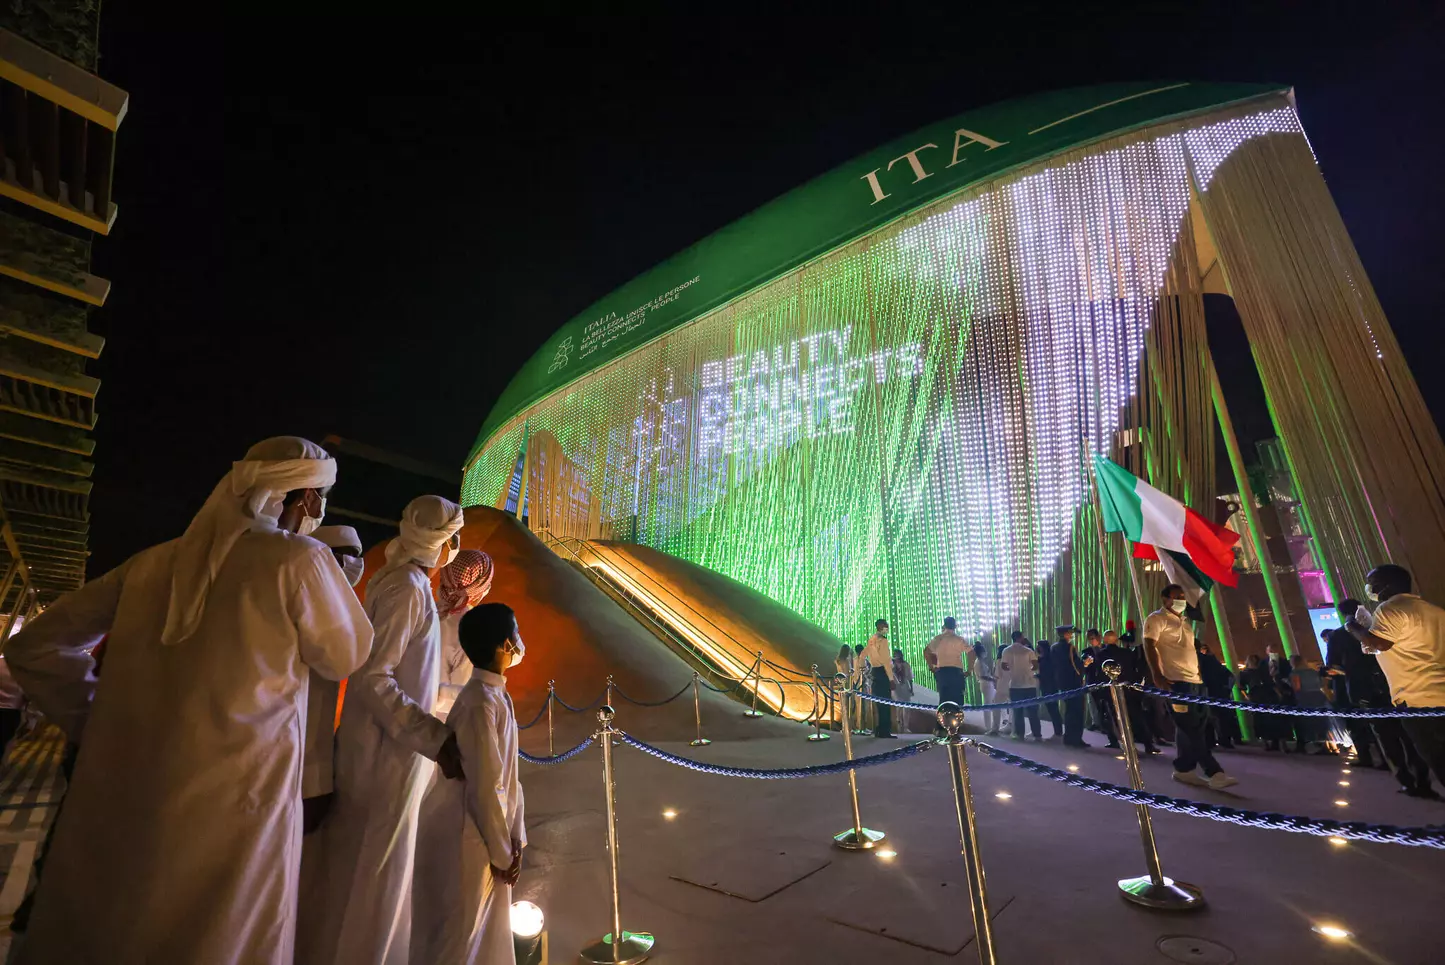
[[468, 80, 1289, 463]]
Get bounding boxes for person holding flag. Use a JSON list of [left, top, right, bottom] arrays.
[[1094, 455, 1241, 790]]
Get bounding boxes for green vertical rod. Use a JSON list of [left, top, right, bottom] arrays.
[[1209, 354, 1299, 659], [1207, 587, 1253, 741]]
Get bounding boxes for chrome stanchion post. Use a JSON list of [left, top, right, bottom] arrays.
[[936, 703, 996, 965], [689, 672, 711, 747], [744, 651, 765, 718], [831, 673, 884, 850], [606, 674, 615, 709], [1102, 661, 1205, 910], [808, 665, 831, 742], [547, 680, 556, 757], [580, 706, 655, 965]]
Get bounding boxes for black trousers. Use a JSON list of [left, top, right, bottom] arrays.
[[1041, 688, 1063, 735], [1400, 712, 1445, 789], [1373, 715, 1432, 792], [0, 707, 20, 759], [1062, 693, 1085, 745], [1010, 688, 1042, 738], [872, 667, 894, 736], [1169, 682, 1222, 777], [935, 666, 966, 709]]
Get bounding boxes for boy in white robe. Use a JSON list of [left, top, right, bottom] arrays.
[[412, 602, 527, 965]]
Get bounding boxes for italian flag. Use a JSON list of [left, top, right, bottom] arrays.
[[1093, 455, 1240, 603]]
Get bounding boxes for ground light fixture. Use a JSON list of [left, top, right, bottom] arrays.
[[662, 809, 678, 819], [1334, 800, 1349, 807], [1328, 837, 1348, 847], [511, 901, 546, 964], [876, 849, 897, 860], [1067, 764, 1080, 772], [1312, 923, 1354, 942], [994, 791, 1012, 800]]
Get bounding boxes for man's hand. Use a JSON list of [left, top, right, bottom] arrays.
[[436, 731, 465, 781], [492, 843, 523, 886]]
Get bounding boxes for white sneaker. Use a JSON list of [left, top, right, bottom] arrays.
[[1171, 769, 1208, 787], [1207, 772, 1239, 790]]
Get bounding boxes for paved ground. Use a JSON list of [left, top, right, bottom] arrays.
[[0, 728, 64, 962], [0, 712, 1438, 963], [517, 707, 1445, 964]]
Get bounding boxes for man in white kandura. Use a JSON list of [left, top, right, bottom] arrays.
[[4, 437, 373, 965], [303, 524, 370, 830], [301, 495, 467, 965], [412, 602, 528, 964]]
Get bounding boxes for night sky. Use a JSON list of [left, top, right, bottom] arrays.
[[81, 6, 1445, 574]]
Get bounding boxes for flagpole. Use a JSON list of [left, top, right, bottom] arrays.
[[1087, 452, 1121, 629]]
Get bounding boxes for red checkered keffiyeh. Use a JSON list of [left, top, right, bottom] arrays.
[[438, 549, 494, 615]]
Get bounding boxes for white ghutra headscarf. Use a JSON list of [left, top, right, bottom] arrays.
[[162, 436, 337, 646], [367, 495, 465, 591]]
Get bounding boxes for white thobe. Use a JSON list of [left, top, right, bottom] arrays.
[[4, 524, 372, 965], [300, 564, 450, 965], [434, 610, 474, 720], [412, 671, 525, 965], [303, 672, 342, 798]]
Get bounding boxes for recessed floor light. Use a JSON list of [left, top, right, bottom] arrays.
[[1115, 754, 1126, 761], [1334, 800, 1349, 807], [1328, 836, 1348, 847], [876, 849, 897, 859], [662, 809, 677, 819], [994, 791, 1012, 800], [1312, 923, 1353, 942], [1067, 764, 1080, 772], [1338, 780, 1350, 787]]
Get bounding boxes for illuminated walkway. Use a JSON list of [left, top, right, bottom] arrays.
[[517, 710, 1445, 963]]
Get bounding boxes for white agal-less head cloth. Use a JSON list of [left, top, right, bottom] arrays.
[[368, 495, 465, 589], [163, 436, 336, 646], [314, 524, 367, 586]]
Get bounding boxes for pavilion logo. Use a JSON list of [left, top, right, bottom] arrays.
[[859, 127, 1010, 206]]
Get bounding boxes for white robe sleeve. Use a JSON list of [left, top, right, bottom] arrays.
[[4, 560, 130, 742], [351, 579, 449, 759], [291, 544, 373, 681], [460, 699, 515, 868]]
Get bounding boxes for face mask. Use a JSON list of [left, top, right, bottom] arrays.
[[505, 637, 526, 668], [1365, 586, 1379, 603], [1169, 599, 1187, 614], [341, 556, 365, 587], [297, 496, 327, 536]]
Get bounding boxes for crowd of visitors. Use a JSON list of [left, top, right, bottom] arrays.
[[0, 437, 528, 965], [856, 568, 1445, 801]]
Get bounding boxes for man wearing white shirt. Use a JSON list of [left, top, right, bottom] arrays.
[[924, 617, 970, 708], [860, 620, 897, 738], [1144, 584, 1238, 791], [999, 632, 1042, 741], [1346, 563, 1445, 787]]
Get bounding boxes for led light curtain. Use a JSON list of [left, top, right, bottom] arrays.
[[461, 99, 1417, 676], [1194, 131, 1445, 604]]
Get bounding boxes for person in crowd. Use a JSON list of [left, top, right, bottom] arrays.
[[1143, 584, 1238, 790], [1241, 654, 1288, 750], [1346, 564, 1445, 791], [1000, 633, 1042, 741], [1126, 622, 1175, 745], [851, 643, 875, 734], [302, 495, 468, 965], [1328, 597, 1433, 794], [891, 648, 915, 703], [1082, 629, 1118, 748], [412, 602, 528, 964], [1035, 633, 1063, 739], [4, 437, 372, 965], [1097, 629, 1160, 754], [435, 549, 496, 720], [861, 619, 897, 738], [303, 525, 370, 833], [1051, 624, 1088, 747], [924, 617, 968, 709], [1265, 641, 1306, 753], [1195, 640, 1239, 750], [974, 641, 1002, 735]]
